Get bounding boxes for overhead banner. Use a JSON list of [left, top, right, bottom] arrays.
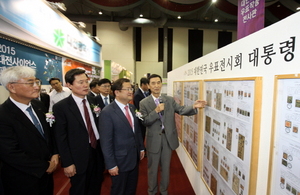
[[0, 0, 101, 66], [237, 0, 265, 39], [0, 38, 63, 85]]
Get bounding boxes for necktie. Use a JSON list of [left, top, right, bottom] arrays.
[[144, 92, 148, 97], [82, 99, 97, 149], [26, 106, 45, 138], [155, 98, 164, 129], [104, 97, 109, 106], [124, 105, 133, 128]]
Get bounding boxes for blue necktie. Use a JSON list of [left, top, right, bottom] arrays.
[[104, 97, 108, 106], [26, 106, 45, 138]]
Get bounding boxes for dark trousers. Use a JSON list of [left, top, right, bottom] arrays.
[[1, 169, 53, 195], [70, 145, 104, 195], [110, 164, 139, 195]]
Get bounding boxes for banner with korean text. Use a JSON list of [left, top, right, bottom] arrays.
[[238, 0, 265, 39]]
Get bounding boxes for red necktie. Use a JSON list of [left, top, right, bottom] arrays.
[[124, 105, 133, 128], [82, 99, 97, 149]]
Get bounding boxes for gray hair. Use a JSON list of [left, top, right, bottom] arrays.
[[0, 66, 36, 90]]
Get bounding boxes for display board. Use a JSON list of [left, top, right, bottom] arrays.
[[202, 78, 262, 195], [173, 81, 183, 142], [268, 75, 300, 195], [182, 81, 202, 170]]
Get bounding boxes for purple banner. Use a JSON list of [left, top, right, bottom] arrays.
[[238, 0, 265, 39]]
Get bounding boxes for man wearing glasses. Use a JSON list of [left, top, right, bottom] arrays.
[[99, 78, 145, 195], [96, 78, 114, 110], [0, 66, 59, 194]]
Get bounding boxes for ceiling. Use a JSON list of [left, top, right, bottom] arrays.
[[47, 0, 300, 31]]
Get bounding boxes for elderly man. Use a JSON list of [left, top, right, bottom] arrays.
[[0, 66, 59, 195]]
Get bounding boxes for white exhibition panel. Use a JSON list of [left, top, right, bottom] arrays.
[[168, 11, 300, 195]]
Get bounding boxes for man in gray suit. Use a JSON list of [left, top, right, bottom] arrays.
[[139, 74, 206, 195]]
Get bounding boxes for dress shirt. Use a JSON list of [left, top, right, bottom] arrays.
[[49, 87, 71, 112], [10, 97, 43, 131], [72, 94, 100, 141], [100, 94, 110, 105], [115, 100, 134, 132]]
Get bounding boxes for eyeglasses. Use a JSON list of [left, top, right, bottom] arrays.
[[10, 81, 41, 87], [121, 88, 134, 92]]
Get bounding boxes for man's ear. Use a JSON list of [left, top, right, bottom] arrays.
[[66, 82, 72, 90], [7, 83, 16, 94]]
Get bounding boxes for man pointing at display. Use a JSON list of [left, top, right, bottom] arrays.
[[139, 74, 207, 195]]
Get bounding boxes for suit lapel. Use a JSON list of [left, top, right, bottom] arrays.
[[6, 99, 46, 140], [32, 103, 49, 141], [112, 102, 134, 132], [68, 96, 86, 129]]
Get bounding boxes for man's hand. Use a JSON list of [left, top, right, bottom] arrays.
[[46, 161, 57, 174], [109, 166, 119, 176], [155, 103, 164, 113], [193, 100, 207, 109], [64, 164, 76, 177], [140, 151, 145, 160]]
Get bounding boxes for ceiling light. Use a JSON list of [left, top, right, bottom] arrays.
[[99, 11, 103, 15], [177, 16, 181, 19], [214, 19, 218, 22], [297, 7, 300, 11], [212, 0, 217, 3], [139, 14, 143, 18], [72, 21, 86, 28]]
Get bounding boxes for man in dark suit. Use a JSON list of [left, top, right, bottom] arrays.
[[0, 66, 59, 195], [36, 78, 50, 111], [95, 78, 114, 110], [139, 74, 207, 195], [134, 77, 149, 143], [99, 78, 145, 195], [53, 69, 105, 195], [88, 78, 100, 97]]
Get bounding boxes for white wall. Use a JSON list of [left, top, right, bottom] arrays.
[[96, 21, 135, 80], [173, 27, 189, 70], [168, 12, 300, 195]]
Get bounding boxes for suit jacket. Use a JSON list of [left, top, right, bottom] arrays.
[[87, 91, 97, 97], [139, 95, 197, 153], [95, 94, 115, 110], [99, 101, 145, 172], [40, 92, 50, 111], [134, 88, 146, 110], [0, 98, 56, 192], [53, 95, 103, 174]]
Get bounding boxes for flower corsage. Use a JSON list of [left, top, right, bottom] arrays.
[[91, 104, 101, 117], [46, 112, 55, 127], [135, 109, 144, 121]]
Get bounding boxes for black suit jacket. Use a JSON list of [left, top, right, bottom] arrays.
[[95, 94, 115, 110], [87, 91, 97, 97], [40, 93, 50, 111], [53, 95, 104, 174], [99, 101, 145, 172], [0, 98, 56, 194], [134, 88, 146, 110]]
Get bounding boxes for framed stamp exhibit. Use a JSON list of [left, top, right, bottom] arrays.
[[268, 75, 300, 195], [182, 80, 203, 170], [173, 81, 184, 142], [202, 77, 262, 195]]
